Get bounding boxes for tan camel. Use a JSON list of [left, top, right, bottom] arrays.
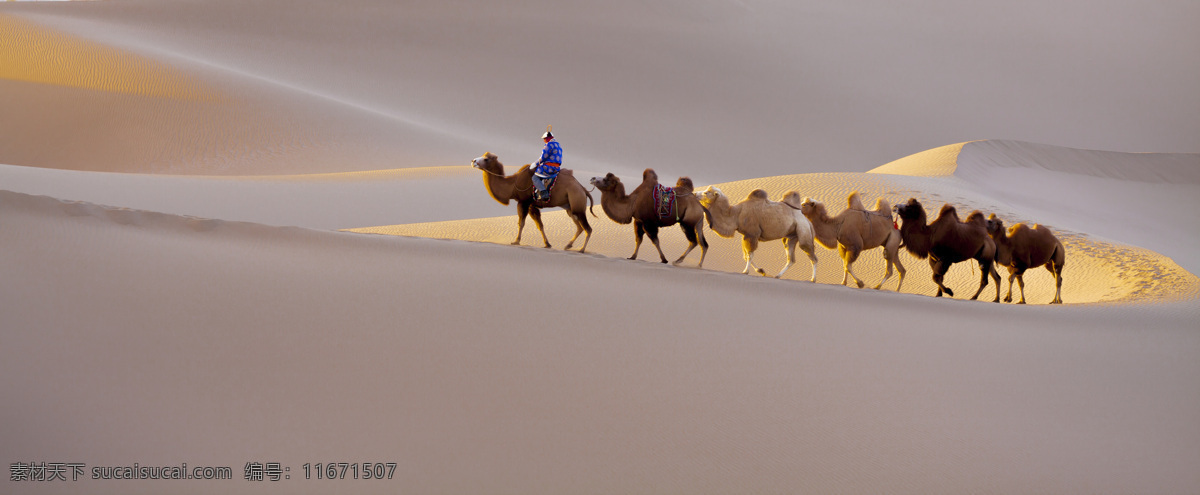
[[986, 214, 1065, 304], [589, 169, 708, 266], [894, 198, 1001, 301], [695, 186, 818, 280], [798, 192, 906, 290], [472, 152, 594, 252]]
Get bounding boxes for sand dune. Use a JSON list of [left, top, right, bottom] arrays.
[[0, 162, 495, 228], [4, 1, 1198, 180], [352, 142, 1199, 305], [3, 1, 1199, 493]]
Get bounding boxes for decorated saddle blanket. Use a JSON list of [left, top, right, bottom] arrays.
[[533, 174, 558, 205], [652, 184, 677, 221]]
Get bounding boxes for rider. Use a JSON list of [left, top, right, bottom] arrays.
[[531, 126, 562, 202]]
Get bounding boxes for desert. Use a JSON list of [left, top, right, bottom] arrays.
[[2, 1, 1198, 493]]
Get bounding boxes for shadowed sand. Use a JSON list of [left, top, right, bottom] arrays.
[[3, 187, 1198, 494]]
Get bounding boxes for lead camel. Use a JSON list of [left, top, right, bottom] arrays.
[[472, 152, 594, 252]]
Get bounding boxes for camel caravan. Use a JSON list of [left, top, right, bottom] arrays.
[[471, 151, 1066, 304]]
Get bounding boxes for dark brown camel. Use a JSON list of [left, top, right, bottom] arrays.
[[472, 152, 594, 252], [986, 214, 1066, 304], [894, 198, 1001, 301], [589, 169, 708, 266]]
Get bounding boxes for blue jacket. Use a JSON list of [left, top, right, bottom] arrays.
[[533, 139, 563, 177]]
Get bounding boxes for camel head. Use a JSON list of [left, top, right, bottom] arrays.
[[799, 197, 823, 218], [589, 173, 623, 192], [695, 186, 724, 207], [894, 198, 927, 223], [986, 213, 1006, 236], [472, 152, 502, 174]]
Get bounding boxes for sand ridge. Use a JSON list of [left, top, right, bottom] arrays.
[[350, 165, 1198, 305]]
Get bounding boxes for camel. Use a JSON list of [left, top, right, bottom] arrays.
[[798, 192, 906, 290], [588, 169, 708, 266], [986, 214, 1065, 304], [472, 152, 594, 252], [894, 198, 1001, 301], [695, 186, 818, 281]]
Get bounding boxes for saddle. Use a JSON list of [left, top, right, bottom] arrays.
[[533, 173, 559, 206], [652, 183, 677, 221]]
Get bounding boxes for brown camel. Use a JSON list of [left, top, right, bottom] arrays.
[[894, 198, 1001, 301], [798, 192, 906, 290], [696, 186, 818, 280], [589, 169, 708, 266], [986, 214, 1065, 304], [472, 152, 594, 252]]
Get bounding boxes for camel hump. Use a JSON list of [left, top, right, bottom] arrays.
[[642, 168, 659, 183], [965, 210, 988, 227], [847, 191, 865, 211], [746, 189, 769, 201], [1029, 222, 1055, 234], [872, 197, 891, 215], [780, 191, 803, 209], [1009, 222, 1032, 236], [674, 176, 694, 195], [557, 168, 574, 179], [937, 203, 959, 221]]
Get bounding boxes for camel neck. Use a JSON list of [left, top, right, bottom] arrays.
[[990, 231, 1014, 265], [899, 218, 933, 258], [482, 168, 519, 205], [806, 206, 842, 250], [703, 196, 739, 238], [599, 185, 635, 224]]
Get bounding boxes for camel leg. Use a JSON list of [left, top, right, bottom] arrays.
[[575, 212, 593, 254], [527, 207, 552, 248], [564, 213, 583, 250], [874, 253, 893, 291], [804, 242, 818, 282], [696, 223, 709, 268], [837, 245, 849, 286], [1049, 262, 1064, 304], [630, 222, 645, 260], [742, 235, 766, 275], [1004, 270, 1016, 303], [646, 224, 668, 264], [1015, 270, 1027, 304], [969, 260, 992, 301], [990, 263, 1002, 302], [885, 233, 906, 292], [774, 237, 797, 279], [840, 243, 866, 288], [513, 203, 530, 245], [931, 259, 952, 297], [673, 222, 698, 266]]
